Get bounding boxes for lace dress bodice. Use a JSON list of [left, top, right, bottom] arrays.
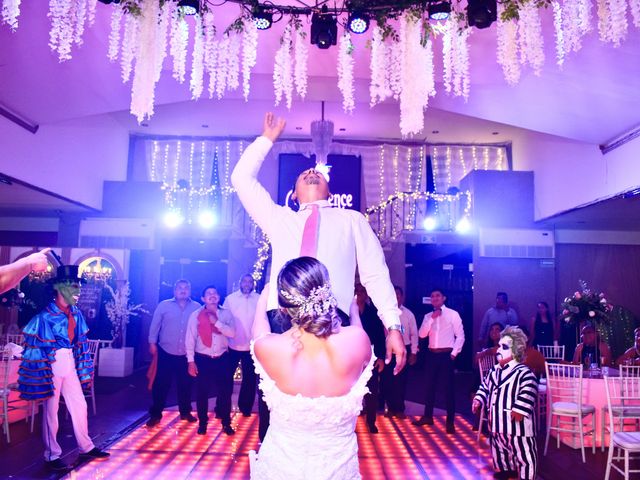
[[249, 342, 375, 480]]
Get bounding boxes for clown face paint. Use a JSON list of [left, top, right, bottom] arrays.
[[496, 335, 514, 364], [54, 281, 81, 306]]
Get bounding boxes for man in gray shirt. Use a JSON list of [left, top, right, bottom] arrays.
[[147, 279, 201, 427], [478, 292, 519, 345]]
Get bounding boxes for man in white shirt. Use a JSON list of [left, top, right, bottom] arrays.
[[413, 288, 465, 434], [186, 285, 236, 436], [223, 274, 260, 417], [231, 112, 406, 373], [383, 286, 419, 418]]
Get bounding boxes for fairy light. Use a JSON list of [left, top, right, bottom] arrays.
[[483, 146, 490, 170], [406, 147, 414, 230], [223, 141, 231, 197], [199, 141, 207, 211], [392, 145, 399, 238], [174, 141, 181, 188], [459, 147, 467, 178], [378, 146, 386, 238], [445, 146, 452, 191], [497, 147, 505, 171], [151, 141, 159, 182], [162, 144, 170, 185], [472, 146, 478, 171], [432, 146, 440, 221], [251, 233, 271, 282]]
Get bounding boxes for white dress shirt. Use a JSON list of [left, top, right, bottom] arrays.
[[185, 307, 235, 362], [231, 136, 400, 328], [223, 290, 259, 351], [399, 305, 419, 354], [418, 305, 465, 357]]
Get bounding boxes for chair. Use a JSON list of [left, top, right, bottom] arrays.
[[544, 363, 596, 463], [0, 349, 12, 442], [538, 344, 565, 363], [600, 365, 640, 451], [604, 376, 640, 480], [476, 352, 496, 444], [5, 334, 24, 346], [620, 365, 640, 377]]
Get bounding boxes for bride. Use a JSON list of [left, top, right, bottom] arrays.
[[249, 256, 374, 480]]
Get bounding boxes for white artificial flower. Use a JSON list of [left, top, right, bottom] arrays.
[[73, 0, 87, 45], [552, 1, 565, 67], [273, 23, 293, 109], [169, 8, 189, 83], [121, 12, 139, 82], [293, 25, 308, 99], [131, 0, 160, 123], [496, 9, 520, 86], [48, 0, 75, 61], [242, 19, 258, 101], [337, 31, 355, 114], [154, 0, 172, 83], [630, 0, 640, 27], [589, 310, 596, 317], [369, 24, 389, 107], [2, 0, 22, 31], [518, 1, 545, 76], [190, 13, 205, 100], [107, 3, 123, 62]]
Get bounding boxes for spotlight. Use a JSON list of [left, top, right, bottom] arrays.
[[455, 217, 472, 234], [423, 216, 438, 231], [177, 0, 199, 16], [467, 0, 497, 29], [163, 210, 184, 228], [97, 0, 121, 3], [347, 11, 369, 34], [428, 1, 451, 21], [253, 7, 273, 30], [197, 210, 217, 229], [311, 6, 337, 49]]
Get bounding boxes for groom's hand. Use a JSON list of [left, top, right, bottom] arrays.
[[385, 330, 406, 375], [262, 112, 286, 142]]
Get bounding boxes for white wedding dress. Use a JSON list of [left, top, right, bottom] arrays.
[[249, 342, 375, 480]]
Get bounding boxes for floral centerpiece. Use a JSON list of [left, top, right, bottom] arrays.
[[561, 279, 613, 325], [104, 281, 148, 348]]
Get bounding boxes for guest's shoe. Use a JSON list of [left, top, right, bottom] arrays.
[[180, 413, 198, 423], [79, 448, 111, 459], [197, 424, 207, 435], [45, 459, 70, 471], [412, 416, 434, 426], [493, 471, 518, 480], [445, 424, 456, 434], [367, 423, 379, 434], [222, 424, 235, 436], [146, 416, 161, 428]]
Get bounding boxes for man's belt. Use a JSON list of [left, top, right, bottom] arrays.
[[195, 351, 225, 359], [429, 347, 453, 353]]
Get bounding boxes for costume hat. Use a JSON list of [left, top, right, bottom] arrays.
[[49, 265, 85, 285]]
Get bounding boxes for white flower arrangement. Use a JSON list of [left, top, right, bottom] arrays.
[[242, 18, 258, 101], [72, 0, 87, 46], [596, 0, 613, 43], [154, 0, 172, 83], [170, 8, 189, 83], [607, 0, 629, 46], [86, 0, 97, 28], [216, 35, 229, 99], [130, 0, 159, 123], [552, 1, 566, 67], [293, 25, 308, 99], [190, 13, 205, 100], [497, 12, 521, 86], [48, 0, 75, 62], [518, 1, 545, 76], [203, 11, 217, 98], [630, 0, 640, 27], [107, 3, 123, 62], [273, 23, 294, 109], [399, 12, 429, 137], [369, 24, 389, 107], [104, 282, 148, 347], [120, 12, 138, 83], [2, 0, 21, 31], [337, 31, 355, 114], [226, 33, 241, 92], [388, 37, 403, 100]]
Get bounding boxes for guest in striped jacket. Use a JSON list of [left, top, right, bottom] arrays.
[[472, 326, 538, 480]]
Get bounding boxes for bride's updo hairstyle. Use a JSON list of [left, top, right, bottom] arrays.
[[277, 257, 341, 338]]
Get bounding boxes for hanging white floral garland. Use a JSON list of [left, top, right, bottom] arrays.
[[121, 12, 138, 82], [607, 0, 629, 46], [190, 13, 204, 99], [293, 24, 308, 99], [242, 18, 258, 101], [131, 0, 159, 123], [86, 0, 97, 28], [48, 0, 75, 61], [169, 9, 189, 83], [107, 3, 123, 62], [273, 23, 293, 109], [1, 0, 21, 32], [518, 1, 545, 76], [388, 39, 403, 100], [203, 11, 217, 98], [399, 12, 429, 137], [552, 1, 566, 67], [630, 0, 640, 27], [496, 8, 521, 86], [226, 33, 241, 92], [73, 0, 87, 45], [443, 16, 471, 99], [369, 24, 389, 107], [337, 31, 355, 114], [216, 35, 229, 99], [154, 0, 172, 83]]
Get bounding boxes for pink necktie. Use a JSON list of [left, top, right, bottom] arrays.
[[300, 204, 320, 257]]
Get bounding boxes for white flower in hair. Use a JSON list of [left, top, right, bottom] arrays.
[[280, 283, 337, 318]]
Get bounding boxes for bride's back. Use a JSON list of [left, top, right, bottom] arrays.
[[254, 325, 371, 398]]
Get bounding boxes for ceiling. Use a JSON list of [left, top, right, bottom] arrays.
[[0, 1, 639, 226]]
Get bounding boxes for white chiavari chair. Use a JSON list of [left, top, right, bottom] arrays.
[[538, 344, 565, 363], [544, 363, 596, 463], [604, 376, 640, 480], [476, 352, 496, 445], [63, 339, 101, 417]]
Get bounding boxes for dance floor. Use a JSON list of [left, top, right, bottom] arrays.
[[65, 410, 495, 479]]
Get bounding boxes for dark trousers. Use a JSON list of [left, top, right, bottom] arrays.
[[364, 366, 381, 427], [228, 348, 257, 415], [149, 347, 193, 419], [195, 352, 232, 426], [383, 345, 411, 413], [423, 350, 455, 425]]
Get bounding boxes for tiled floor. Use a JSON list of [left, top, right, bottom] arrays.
[[66, 410, 495, 480]]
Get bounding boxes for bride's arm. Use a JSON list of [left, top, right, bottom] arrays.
[[348, 295, 362, 329], [252, 283, 272, 340]]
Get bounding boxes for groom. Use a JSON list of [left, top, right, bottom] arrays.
[[232, 112, 406, 439]]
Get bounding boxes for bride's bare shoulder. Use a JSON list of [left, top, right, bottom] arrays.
[[331, 327, 371, 357]]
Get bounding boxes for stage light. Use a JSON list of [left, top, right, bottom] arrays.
[[197, 210, 217, 229], [311, 6, 337, 49], [253, 7, 273, 30], [98, 0, 121, 3], [455, 217, 472, 234], [163, 210, 184, 228], [347, 11, 369, 34], [423, 216, 438, 231], [177, 0, 199, 16], [428, 1, 451, 20], [467, 0, 497, 29]]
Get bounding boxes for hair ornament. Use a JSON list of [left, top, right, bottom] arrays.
[[280, 283, 337, 318]]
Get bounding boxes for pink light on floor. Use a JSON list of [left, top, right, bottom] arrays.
[[67, 412, 496, 479]]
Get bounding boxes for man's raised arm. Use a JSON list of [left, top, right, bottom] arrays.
[[230, 112, 286, 236]]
